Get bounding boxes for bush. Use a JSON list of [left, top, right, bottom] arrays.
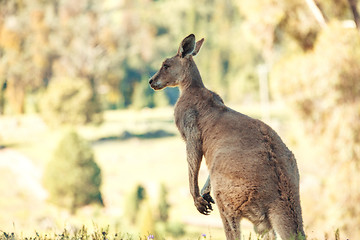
[[137, 201, 156, 237], [40, 77, 103, 126], [131, 80, 155, 109], [157, 183, 170, 222], [124, 184, 147, 224], [272, 22, 360, 162], [271, 22, 360, 237], [43, 130, 103, 214], [165, 221, 186, 237]]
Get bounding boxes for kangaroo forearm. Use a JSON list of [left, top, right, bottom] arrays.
[[188, 164, 200, 198], [200, 175, 211, 196], [186, 142, 203, 199]]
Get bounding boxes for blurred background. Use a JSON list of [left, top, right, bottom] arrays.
[[0, 0, 360, 239]]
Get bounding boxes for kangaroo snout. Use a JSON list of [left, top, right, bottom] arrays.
[[149, 75, 156, 89], [149, 73, 163, 90], [149, 77, 158, 90]]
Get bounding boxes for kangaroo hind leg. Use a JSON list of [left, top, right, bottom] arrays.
[[216, 194, 241, 240], [219, 210, 241, 240], [253, 218, 276, 240], [269, 202, 305, 240]]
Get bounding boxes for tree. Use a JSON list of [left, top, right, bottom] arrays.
[[43, 130, 103, 214], [40, 77, 103, 126], [157, 183, 170, 222], [131, 79, 155, 110], [271, 22, 360, 238], [124, 184, 147, 224], [137, 201, 156, 237], [348, 0, 360, 30]]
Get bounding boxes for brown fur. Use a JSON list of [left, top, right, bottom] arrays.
[[149, 34, 305, 240]]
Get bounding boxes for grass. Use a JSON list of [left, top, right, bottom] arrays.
[[0, 225, 137, 240], [0, 227, 343, 240]]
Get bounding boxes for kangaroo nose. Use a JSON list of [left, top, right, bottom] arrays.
[[149, 79, 153, 85]]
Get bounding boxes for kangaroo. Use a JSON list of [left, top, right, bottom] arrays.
[[149, 34, 305, 240]]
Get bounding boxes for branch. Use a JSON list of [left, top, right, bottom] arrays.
[[304, 0, 327, 28], [348, 0, 360, 30]]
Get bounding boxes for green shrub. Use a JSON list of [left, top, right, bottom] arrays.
[[124, 184, 147, 224], [131, 80, 155, 109], [43, 130, 103, 214], [137, 201, 156, 237], [271, 22, 360, 236], [40, 77, 103, 126], [157, 183, 170, 222], [153, 89, 169, 108], [165, 221, 186, 237]]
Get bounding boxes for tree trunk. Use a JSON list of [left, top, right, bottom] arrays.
[[6, 77, 26, 114], [304, 0, 327, 28], [0, 80, 6, 115], [348, 0, 360, 30], [71, 193, 77, 215]]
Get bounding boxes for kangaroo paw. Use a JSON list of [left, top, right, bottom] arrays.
[[194, 196, 213, 215], [202, 192, 215, 205]]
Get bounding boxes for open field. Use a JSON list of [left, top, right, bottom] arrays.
[[0, 105, 354, 239], [0, 107, 244, 239]]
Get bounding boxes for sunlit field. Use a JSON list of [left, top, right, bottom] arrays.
[[0, 104, 351, 240], [0, 107, 238, 239]]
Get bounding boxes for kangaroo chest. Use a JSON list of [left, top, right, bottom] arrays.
[[174, 104, 200, 142]]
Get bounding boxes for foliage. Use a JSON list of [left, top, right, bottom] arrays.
[[0, 225, 345, 240], [131, 79, 155, 110], [40, 77, 103, 126], [164, 221, 186, 237], [124, 184, 147, 224], [155, 221, 186, 238], [137, 201, 156, 237], [0, 0, 273, 114], [271, 22, 360, 237], [152, 89, 169, 109], [0, 225, 141, 240], [0, 0, 357, 114], [157, 183, 170, 222], [273, 21, 360, 163], [124, 183, 185, 238], [43, 130, 103, 214]]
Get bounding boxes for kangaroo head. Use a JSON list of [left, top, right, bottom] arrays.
[[149, 34, 204, 90]]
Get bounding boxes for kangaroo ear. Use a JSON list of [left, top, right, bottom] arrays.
[[192, 38, 204, 56], [177, 34, 196, 58]]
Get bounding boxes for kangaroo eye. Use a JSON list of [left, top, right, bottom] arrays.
[[163, 64, 170, 70]]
